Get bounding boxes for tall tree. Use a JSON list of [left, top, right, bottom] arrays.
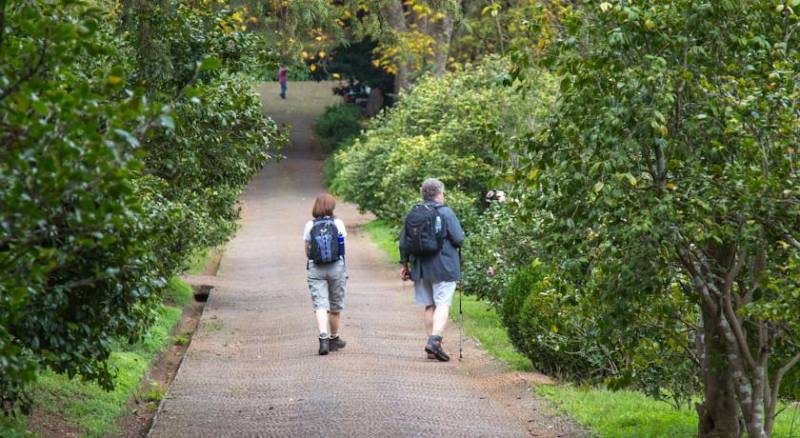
[[521, 1, 800, 436]]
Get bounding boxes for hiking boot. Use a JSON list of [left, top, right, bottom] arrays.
[[424, 335, 450, 362], [329, 336, 346, 352], [319, 336, 330, 355]]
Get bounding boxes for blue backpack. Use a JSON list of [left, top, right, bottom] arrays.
[[309, 217, 341, 264]]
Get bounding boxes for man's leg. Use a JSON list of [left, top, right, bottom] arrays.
[[425, 281, 457, 361], [431, 304, 450, 336], [423, 305, 435, 336]]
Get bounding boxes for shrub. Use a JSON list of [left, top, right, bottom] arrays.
[[502, 264, 700, 407], [0, 1, 281, 412], [0, 2, 163, 412], [313, 103, 363, 150], [331, 58, 538, 228], [461, 193, 537, 304], [501, 264, 598, 380]]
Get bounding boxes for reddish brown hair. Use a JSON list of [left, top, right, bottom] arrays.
[[312, 193, 336, 218]]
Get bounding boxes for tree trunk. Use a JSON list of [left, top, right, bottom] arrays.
[[365, 87, 383, 117], [430, 15, 454, 76], [379, 0, 411, 93], [697, 307, 743, 438]]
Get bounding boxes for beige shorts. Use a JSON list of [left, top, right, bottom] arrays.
[[307, 259, 347, 312], [414, 279, 457, 306]]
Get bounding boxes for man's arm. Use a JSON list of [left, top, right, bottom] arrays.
[[444, 208, 465, 247], [398, 224, 411, 280], [398, 223, 409, 263]]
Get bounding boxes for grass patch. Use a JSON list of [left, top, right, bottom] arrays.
[[1, 277, 192, 437], [537, 384, 800, 438], [363, 219, 400, 263], [185, 247, 211, 275]]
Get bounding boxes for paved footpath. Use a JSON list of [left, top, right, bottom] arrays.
[[149, 82, 581, 438]]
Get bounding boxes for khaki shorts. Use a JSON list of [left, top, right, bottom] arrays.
[[307, 259, 347, 312], [414, 279, 457, 306]]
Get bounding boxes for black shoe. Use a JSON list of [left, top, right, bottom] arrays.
[[329, 336, 346, 352], [319, 337, 330, 355], [424, 335, 450, 362]]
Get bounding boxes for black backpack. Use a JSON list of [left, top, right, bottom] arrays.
[[309, 217, 340, 264], [403, 204, 445, 257]]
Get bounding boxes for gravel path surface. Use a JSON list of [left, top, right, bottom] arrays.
[[148, 82, 583, 438]]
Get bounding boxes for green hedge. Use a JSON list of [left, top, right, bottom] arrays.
[[501, 264, 598, 380], [0, 1, 282, 412]]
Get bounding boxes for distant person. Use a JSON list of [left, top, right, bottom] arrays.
[[278, 64, 288, 99], [304, 194, 347, 355], [399, 178, 464, 361]]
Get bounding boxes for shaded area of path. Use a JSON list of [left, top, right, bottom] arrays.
[[149, 82, 582, 437]]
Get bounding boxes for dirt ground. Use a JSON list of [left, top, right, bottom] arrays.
[[147, 81, 585, 437]]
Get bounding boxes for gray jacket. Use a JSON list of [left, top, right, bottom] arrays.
[[399, 202, 465, 283]]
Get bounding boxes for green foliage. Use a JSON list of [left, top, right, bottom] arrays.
[[460, 194, 536, 304], [0, 0, 282, 413], [313, 103, 363, 150], [0, 1, 162, 411], [326, 39, 395, 91], [515, 0, 800, 433], [502, 264, 596, 379], [331, 58, 534, 225]]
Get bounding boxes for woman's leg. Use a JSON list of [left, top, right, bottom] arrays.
[[328, 311, 340, 336], [328, 261, 346, 338], [309, 266, 331, 336], [315, 308, 330, 335]]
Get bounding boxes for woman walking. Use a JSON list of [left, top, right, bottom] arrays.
[[304, 194, 347, 355]]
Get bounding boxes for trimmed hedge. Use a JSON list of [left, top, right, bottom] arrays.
[[501, 264, 597, 380]]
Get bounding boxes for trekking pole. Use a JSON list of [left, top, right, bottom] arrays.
[[458, 248, 463, 361]]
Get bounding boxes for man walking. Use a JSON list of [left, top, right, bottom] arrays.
[[400, 178, 464, 361]]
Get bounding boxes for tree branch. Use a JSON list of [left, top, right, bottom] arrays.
[[784, 232, 800, 252], [767, 350, 800, 435], [0, 37, 48, 103], [720, 252, 756, 371], [675, 244, 717, 311], [0, 0, 7, 51]]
